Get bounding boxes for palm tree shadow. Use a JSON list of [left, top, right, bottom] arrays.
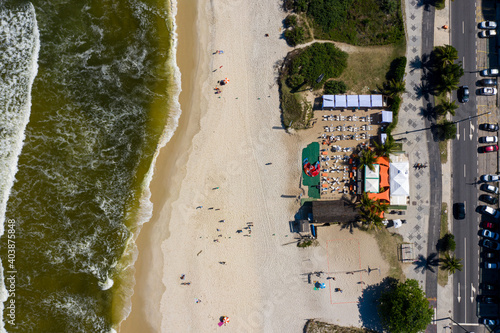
[[409, 55, 423, 73], [413, 253, 440, 274], [419, 102, 436, 121]]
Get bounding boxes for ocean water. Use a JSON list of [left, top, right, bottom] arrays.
[[0, 0, 180, 332]]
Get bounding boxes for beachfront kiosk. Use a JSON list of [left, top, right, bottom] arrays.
[[322, 94, 385, 110]]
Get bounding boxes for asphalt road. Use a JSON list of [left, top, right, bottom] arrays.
[[451, 0, 494, 329]]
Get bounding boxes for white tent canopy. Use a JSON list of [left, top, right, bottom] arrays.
[[322, 95, 335, 109], [347, 95, 359, 108], [390, 162, 410, 196], [335, 95, 347, 108], [364, 164, 380, 193], [381, 110, 393, 123], [359, 95, 371, 107], [371, 95, 383, 107], [321, 94, 385, 109]]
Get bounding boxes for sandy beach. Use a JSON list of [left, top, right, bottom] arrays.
[[120, 0, 392, 332]]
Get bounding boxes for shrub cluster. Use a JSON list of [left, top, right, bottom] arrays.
[[284, 0, 404, 46], [387, 56, 407, 82], [284, 14, 306, 46], [323, 80, 347, 95], [286, 43, 348, 90]]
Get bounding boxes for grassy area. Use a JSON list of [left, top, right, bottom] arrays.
[[368, 228, 405, 281], [338, 43, 405, 94], [438, 203, 449, 286], [279, 79, 311, 129], [439, 140, 448, 164], [304, 319, 375, 333]]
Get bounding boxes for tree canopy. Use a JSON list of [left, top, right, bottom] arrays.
[[378, 279, 434, 333]]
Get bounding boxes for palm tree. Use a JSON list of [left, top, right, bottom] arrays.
[[359, 149, 377, 172], [359, 210, 384, 230], [435, 120, 457, 140], [438, 74, 460, 94], [433, 44, 458, 68], [440, 253, 463, 274], [435, 100, 458, 117], [357, 192, 373, 211], [373, 135, 396, 158], [382, 79, 406, 97], [373, 199, 389, 216]]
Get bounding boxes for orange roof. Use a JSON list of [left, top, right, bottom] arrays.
[[367, 189, 390, 203], [375, 156, 390, 167], [380, 165, 390, 188]]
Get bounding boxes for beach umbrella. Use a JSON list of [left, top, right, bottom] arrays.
[[224, 78, 229, 84], [223, 316, 230, 325]]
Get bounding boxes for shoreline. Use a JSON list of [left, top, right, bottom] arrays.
[[119, 0, 207, 331]]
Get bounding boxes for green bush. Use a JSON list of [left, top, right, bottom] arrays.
[[385, 95, 401, 135], [323, 80, 347, 94], [438, 233, 456, 253], [284, 15, 298, 28], [287, 74, 305, 89], [287, 43, 348, 89], [284, 26, 306, 47], [387, 56, 407, 82]]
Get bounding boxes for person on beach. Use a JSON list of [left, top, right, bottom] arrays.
[[196, 206, 203, 209]]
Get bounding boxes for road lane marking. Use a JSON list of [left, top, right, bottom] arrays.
[[465, 237, 467, 315], [458, 282, 461, 303], [464, 164, 466, 177], [471, 283, 475, 303], [463, 21, 465, 34]]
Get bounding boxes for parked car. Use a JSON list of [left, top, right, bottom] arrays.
[[484, 251, 499, 259], [481, 318, 500, 325], [478, 295, 498, 303], [480, 194, 499, 205], [480, 21, 498, 29], [479, 87, 498, 95], [480, 30, 498, 38], [483, 195, 499, 206], [481, 145, 499, 153], [480, 78, 498, 86], [482, 239, 500, 250], [483, 221, 498, 230], [458, 85, 469, 103], [481, 283, 496, 291], [481, 69, 500, 77], [479, 136, 499, 143], [481, 206, 500, 219], [454, 202, 466, 220], [483, 261, 500, 269], [482, 229, 500, 240], [480, 123, 500, 132], [481, 184, 500, 194], [481, 174, 500, 182]]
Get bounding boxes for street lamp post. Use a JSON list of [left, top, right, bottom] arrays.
[[392, 111, 492, 136]]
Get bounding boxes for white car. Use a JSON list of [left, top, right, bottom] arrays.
[[480, 30, 497, 38], [481, 174, 500, 182], [481, 68, 500, 77], [479, 87, 498, 96], [482, 229, 500, 241], [481, 205, 500, 219], [479, 136, 499, 143], [480, 21, 498, 29]]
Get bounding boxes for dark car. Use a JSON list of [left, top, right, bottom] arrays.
[[482, 239, 500, 251], [481, 318, 500, 325], [480, 123, 500, 132], [484, 252, 499, 259], [478, 295, 497, 303], [454, 202, 466, 220], [480, 194, 499, 205], [480, 79, 498, 86], [458, 86, 469, 103], [481, 145, 499, 153], [481, 283, 496, 291]]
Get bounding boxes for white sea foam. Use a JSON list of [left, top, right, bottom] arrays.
[[0, 4, 39, 332], [114, 0, 183, 328]]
